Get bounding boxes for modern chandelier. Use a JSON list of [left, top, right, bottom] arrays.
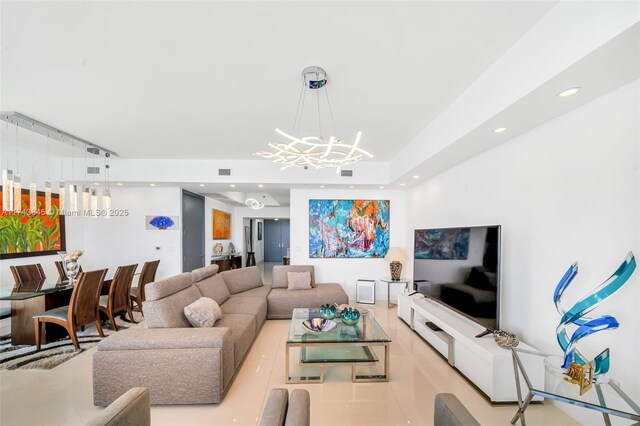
[[1, 112, 116, 218], [254, 66, 373, 173]]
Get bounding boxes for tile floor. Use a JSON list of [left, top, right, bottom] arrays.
[[0, 263, 579, 425]]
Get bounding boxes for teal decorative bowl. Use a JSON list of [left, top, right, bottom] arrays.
[[319, 304, 337, 320], [340, 307, 360, 325]]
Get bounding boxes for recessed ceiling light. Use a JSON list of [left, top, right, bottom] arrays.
[[413, 175, 419, 179], [400, 183, 406, 186], [199, 184, 205, 187], [558, 87, 581, 98], [94, 182, 100, 186], [150, 183, 156, 187], [274, 218, 279, 221], [230, 184, 236, 188], [116, 182, 123, 186], [349, 185, 354, 189], [258, 184, 264, 188], [379, 186, 385, 189], [494, 127, 507, 133], [320, 185, 325, 188]]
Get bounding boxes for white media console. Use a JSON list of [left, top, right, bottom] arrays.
[[397, 292, 543, 403]]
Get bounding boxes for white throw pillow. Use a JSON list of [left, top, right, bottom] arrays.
[[184, 297, 222, 327], [287, 271, 312, 290]]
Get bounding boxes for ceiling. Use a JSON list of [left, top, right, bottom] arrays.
[[0, 1, 557, 161]]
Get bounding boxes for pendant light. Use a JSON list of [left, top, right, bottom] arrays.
[[82, 146, 90, 215], [2, 120, 14, 212], [44, 134, 52, 215], [69, 141, 78, 214], [28, 123, 37, 213], [103, 154, 111, 219], [58, 135, 65, 215], [90, 148, 97, 217], [13, 125, 22, 213]]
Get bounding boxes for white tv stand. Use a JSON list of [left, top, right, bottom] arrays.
[[397, 292, 543, 403]]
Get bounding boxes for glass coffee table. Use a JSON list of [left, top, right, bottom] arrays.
[[511, 348, 640, 425], [286, 308, 391, 383]]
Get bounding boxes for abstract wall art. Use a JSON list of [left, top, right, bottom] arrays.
[[0, 187, 66, 258], [146, 215, 179, 230], [309, 199, 390, 258], [414, 228, 470, 260], [213, 209, 231, 239]]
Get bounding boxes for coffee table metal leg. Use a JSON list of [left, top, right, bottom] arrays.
[[286, 343, 324, 384]]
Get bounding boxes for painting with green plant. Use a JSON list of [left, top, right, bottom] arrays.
[[0, 188, 66, 259]]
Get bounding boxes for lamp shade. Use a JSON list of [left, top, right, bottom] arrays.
[[384, 247, 407, 262]]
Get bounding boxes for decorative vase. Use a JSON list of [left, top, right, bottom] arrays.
[[319, 304, 337, 320], [340, 307, 360, 325], [214, 243, 224, 256], [59, 249, 83, 285], [390, 261, 402, 281]]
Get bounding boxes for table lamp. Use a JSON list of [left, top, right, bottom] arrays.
[[384, 247, 407, 281]]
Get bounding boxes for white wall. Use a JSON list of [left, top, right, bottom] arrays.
[[204, 196, 235, 261], [289, 189, 407, 300], [405, 81, 640, 422]]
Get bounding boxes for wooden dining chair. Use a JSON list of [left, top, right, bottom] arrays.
[[100, 264, 138, 330], [129, 260, 160, 316], [54, 261, 83, 281], [32, 269, 108, 350], [10, 264, 46, 285]]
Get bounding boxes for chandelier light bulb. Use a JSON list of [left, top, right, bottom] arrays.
[[29, 180, 37, 214], [58, 181, 65, 216], [69, 183, 78, 214], [103, 189, 111, 219], [82, 185, 90, 215], [44, 180, 52, 215]]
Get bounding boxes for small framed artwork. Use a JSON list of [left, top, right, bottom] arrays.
[[213, 209, 231, 239], [257, 221, 263, 241]]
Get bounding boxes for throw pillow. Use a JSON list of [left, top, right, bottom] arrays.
[[184, 297, 222, 327], [287, 271, 312, 290]]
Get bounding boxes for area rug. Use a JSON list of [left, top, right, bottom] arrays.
[[0, 312, 144, 370]]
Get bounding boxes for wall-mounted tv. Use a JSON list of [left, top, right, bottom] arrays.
[[413, 225, 501, 333]]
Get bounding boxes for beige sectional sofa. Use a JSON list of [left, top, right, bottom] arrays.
[[93, 264, 347, 406]]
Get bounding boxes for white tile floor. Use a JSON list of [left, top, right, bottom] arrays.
[[0, 264, 579, 425]]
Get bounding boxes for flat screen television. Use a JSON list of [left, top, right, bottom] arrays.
[[413, 225, 501, 334]]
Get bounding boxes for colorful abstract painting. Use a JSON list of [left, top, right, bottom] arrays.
[[309, 200, 390, 258], [213, 209, 231, 239], [414, 228, 470, 260], [0, 187, 66, 259]]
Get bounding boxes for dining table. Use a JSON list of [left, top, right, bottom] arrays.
[[0, 269, 139, 346]]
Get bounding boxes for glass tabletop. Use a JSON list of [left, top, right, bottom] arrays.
[[287, 308, 391, 344], [512, 348, 640, 420], [0, 269, 137, 301]]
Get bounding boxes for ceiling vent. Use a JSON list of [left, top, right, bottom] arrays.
[[87, 166, 100, 174], [340, 170, 353, 177], [218, 169, 231, 176]]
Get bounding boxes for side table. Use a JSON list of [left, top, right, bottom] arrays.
[[379, 277, 410, 308]]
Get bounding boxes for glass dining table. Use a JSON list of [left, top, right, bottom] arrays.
[[1, 269, 137, 346]]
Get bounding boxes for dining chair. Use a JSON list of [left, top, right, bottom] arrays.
[[10, 264, 46, 285], [32, 269, 108, 350], [129, 260, 160, 316], [100, 264, 138, 330], [54, 261, 83, 281]]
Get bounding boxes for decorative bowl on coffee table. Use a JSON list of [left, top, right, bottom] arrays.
[[302, 318, 338, 334]]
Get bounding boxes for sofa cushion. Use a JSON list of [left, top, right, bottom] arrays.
[[216, 314, 256, 368], [221, 297, 267, 332], [145, 273, 192, 301], [184, 297, 222, 327], [191, 264, 220, 283], [267, 284, 348, 319], [287, 272, 312, 290], [194, 273, 231, 305], [143, 285, 202, 328], [221, 266, 264, 294], [231, 285, 271, 298], [272, 265, 316, 289]]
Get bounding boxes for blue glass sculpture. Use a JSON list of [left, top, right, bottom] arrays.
[[149, 216, 175, 230], [340, 307, 360, 325], [553, 251, 636, 377]]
